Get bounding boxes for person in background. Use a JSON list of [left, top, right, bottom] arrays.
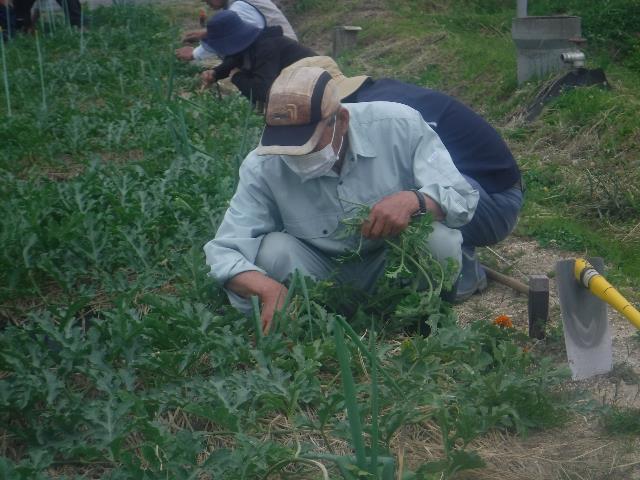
[[204, 67, 478, 332], [13, 0, 82, 32], [176, 0, 297, 62], [284, 56, 523, 303], [196, 10, 314, 104], [1, 0, 16, 40]]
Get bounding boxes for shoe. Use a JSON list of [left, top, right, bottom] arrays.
[[453, 247, 487, 303]]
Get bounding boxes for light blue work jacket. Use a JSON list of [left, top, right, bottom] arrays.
[[204, 101, 479, 285]]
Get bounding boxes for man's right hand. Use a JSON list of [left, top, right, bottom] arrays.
[[201, 70, 216, 87], [226, 271, 288, 335], [259, 283, 289, 334]]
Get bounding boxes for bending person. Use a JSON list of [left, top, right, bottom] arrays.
[[197, 11, 314, 104], [13, 0, 82, 31], [177, 0, 297, 62], [284, 56, 523, 302], [204, 67, 478, 331], [1, 0, 16, 40]]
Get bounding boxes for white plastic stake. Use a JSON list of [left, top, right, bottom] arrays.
[[80, 2, 85, 54], [0, 27, 11, 116], [35, 30, 47, 111], [45, 0, 56, 36]]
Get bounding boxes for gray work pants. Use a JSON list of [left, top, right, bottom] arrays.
[[227, 222, 462, 316]]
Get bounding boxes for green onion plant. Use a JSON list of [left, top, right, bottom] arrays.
[[334, 320, 367, 470]]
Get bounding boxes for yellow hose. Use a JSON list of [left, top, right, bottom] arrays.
[[574, 258, 640, 330]]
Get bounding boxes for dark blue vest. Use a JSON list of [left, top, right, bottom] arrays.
[[344, 78, 520, 193]]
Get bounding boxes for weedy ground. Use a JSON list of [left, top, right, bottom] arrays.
[[0, 1, 639, 479]]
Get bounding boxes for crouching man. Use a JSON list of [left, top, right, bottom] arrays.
[[204, 67, 479, 333]]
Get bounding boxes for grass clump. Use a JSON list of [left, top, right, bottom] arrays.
[[602, 407, 640, 435]]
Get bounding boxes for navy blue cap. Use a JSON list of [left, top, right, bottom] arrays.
[[201, 10, 262, 57]]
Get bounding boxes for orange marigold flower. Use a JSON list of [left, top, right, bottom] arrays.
[[493, 314, 513, 328]]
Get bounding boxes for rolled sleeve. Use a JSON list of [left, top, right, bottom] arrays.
[[203, 160, 281, 286], [193, 45, 217, 62], [411, 119, 479, 227]]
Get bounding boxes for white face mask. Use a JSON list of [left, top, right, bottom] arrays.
[[282, 119, 344, 182]]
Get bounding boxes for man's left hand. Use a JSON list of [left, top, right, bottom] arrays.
[[361, 191, 418, 239]]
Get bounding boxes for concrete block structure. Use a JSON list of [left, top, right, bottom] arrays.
[[512, 15, 582, 84]]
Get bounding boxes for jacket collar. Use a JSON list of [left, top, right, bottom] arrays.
[[343, 104, 377, 160]]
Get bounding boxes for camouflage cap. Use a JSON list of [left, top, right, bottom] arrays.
[[256, 66, 341, 156]]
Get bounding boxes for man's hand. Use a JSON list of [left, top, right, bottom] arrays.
[[361, 191, 446, 239], [229, 68, 242, 80], [226, 271, 288, 335], [201, 70, 216, 87], [362, 191, 418, 239], [259, 283, 288, 334], [182, 29, 206, 44], [175, 46, 195, 61]]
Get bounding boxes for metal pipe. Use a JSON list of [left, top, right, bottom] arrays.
[[560, 51, 586, 68], [517, 0, 527, 17]]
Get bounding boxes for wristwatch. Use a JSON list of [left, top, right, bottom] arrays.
[[410, 189, 427, 216]]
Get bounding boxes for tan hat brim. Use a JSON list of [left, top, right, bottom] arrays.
[[335, 75, 370, 99]]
